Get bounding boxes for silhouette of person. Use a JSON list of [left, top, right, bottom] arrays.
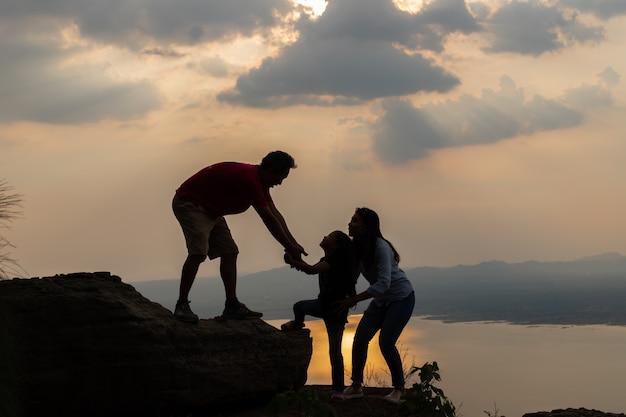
[[282, 230, 357, 401], [337, 207, 415, 404], [172, 151, 307, 322]]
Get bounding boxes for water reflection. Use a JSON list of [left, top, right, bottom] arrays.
[[269, 314, 428, 387]]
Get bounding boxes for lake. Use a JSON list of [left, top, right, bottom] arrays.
[[266, 316, 626, 417]]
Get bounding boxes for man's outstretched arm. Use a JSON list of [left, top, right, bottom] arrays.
[[255, 204, 307, 258]]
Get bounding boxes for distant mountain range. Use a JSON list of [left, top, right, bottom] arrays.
[[132, 253, 626, 325]]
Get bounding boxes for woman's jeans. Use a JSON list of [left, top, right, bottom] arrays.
[[350, 291, 415, 389], [294, 299, 346, 392]]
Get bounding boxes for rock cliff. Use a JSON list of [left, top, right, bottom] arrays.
[[0, 272, 312, 417]]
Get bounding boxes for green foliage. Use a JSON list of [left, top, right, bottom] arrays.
[[399, 362, 456, 417], [265, 387, 337, 417]]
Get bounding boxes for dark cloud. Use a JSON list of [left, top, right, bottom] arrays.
[[218, 0, 475, 108], [369, 76, 587, 164], [562, 0, 626, 20], [481, 1, 605, 55], [0, 0, 293, 47], [309, 0, 479, 51], [217, 38, 459, 107], [0, 38, 161, 124], [414, 0, 483, 51]]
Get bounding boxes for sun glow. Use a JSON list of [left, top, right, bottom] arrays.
[[269, 315, 427, 387], [393, 0, 424, 13], [294, 0, 328, 17]]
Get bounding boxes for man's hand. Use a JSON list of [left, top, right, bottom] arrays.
[[287, 244, 307, 261], [295, 243, 308, 257], [284, 251, 295, 266]]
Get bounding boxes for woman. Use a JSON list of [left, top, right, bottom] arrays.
[[337, 207, 415, 404]]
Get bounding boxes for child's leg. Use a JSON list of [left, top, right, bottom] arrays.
[[325, 320, 346, 392], [293, 299, 324, 325]]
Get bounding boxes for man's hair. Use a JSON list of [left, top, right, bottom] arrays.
[[260, 151, 297, 172]]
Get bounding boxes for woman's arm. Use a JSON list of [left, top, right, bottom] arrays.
[[334, 290, 372, 314]]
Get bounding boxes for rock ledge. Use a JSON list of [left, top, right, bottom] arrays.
[[0, 272, 312, 417]]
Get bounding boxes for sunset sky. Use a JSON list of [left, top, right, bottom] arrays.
[[2, 0, 626, 282]]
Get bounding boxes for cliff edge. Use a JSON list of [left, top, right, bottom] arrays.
[[0, 272, 312, 417]]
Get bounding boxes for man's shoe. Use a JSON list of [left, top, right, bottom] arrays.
[[174, 300, 199, 323], [222, 302, 263, 320]]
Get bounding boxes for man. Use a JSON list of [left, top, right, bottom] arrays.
[[172, 150, 307, 323]]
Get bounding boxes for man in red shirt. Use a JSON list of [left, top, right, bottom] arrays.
[[172, 151, 307, 322]]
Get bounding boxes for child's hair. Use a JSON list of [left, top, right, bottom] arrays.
[[329, 230, 356, 278], [330, 230, 353, 258]]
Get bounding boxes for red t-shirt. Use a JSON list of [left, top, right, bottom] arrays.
[[175, 162, 272, 217]]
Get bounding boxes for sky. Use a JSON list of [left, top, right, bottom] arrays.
[[1, 0, 626, 282]]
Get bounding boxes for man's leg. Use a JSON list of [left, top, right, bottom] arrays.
[[174, 254, 206, 323], [172, 195, 213, 323], [219, 252, 263, 319], [220, 252, 237, 301], [179, 254, 207, 301]]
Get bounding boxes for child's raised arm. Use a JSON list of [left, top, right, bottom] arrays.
[[284, 251, 331, 275]]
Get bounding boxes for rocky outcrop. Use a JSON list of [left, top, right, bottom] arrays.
[[0, 272, 312, 417], [524, 409, 626, 417]]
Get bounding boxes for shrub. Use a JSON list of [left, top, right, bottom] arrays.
[[399, 362, 456, 417]]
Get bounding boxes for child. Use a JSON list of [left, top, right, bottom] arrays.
[[282, 230, 356, 401]]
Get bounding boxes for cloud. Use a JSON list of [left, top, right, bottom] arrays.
[[141, 47, 185, 58], [369, 76, 588, 164], [562, 0, 626, 20], [218, 0, 472, 107], [414, 0, 483, 51], [597, 66, 620, 87], [562, 67, 620, 110], [0, 0, 294, 48], [481, 1, 605, 55], [0, 37, 161, 124], [371, 99, 447, 162]]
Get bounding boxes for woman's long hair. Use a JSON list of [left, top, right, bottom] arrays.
[[353, 207, 400, 269]]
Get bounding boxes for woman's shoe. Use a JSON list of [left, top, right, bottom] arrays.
[[383, 388, 405, 404], [342, 385, 364, 399], [330, 391, 345, 402]]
